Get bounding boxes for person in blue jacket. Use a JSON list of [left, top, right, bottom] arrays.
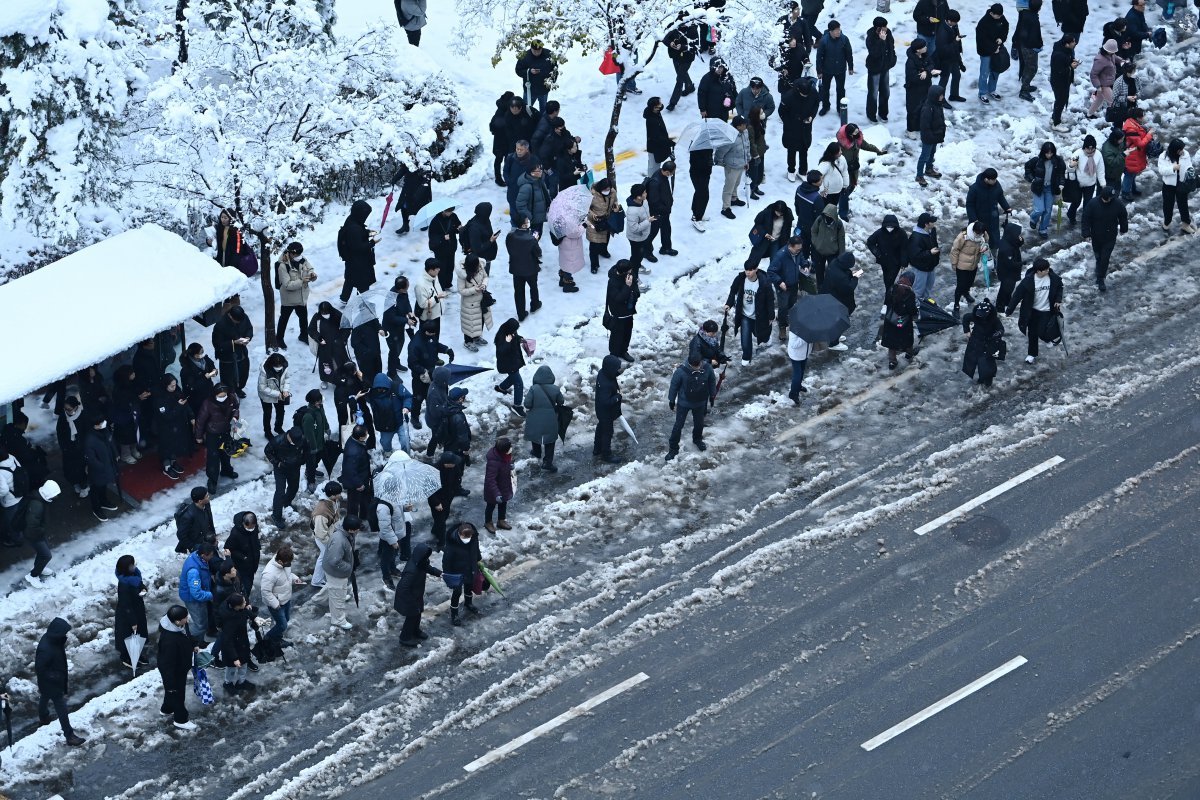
[[178, 543, 217, 648], [367, 373, 413, 456]]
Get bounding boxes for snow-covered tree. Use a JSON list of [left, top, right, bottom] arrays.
[[133, 0, 478, 347], [0, 0, 145, 243], [455, 0, 778, 188]]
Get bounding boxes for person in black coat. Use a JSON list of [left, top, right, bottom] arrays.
[[1124, 0, 1152, 57], [224, 510, 261, 597], [212, 305, 253, 397], [153, 374, 193, 480], [864, 16, 897, 122], [916, 85, 946, 186], [333, 361, 375, 448], [1014, 0, 1045, 99], [179, 342, 217, 414], [83, 416, 120, 522], [36, 617, 84, 745], [778, 75, 819, 178], [157, 605, 196, 727], [56, 396, 88, 494], [646, 161, 677, 256], [1026, 141, 1068, 237], [395, 165, 432, 236], [994, 220, 1026, 311], [593, 354, 623, 464], [664, 23, 698, 110], [175, 486, 216, 554], [933, 11, 967, 101], [337, 200, 378, 302], [501, 98, 539, 160], [748, 201, 794, 267], [697, 58, 737, 120], [339, 425, 373, 519], [814, 21, 854, 114], [965, 168, 1013, 248], [266, 426, 307, 529], [506, 216, 542, 321], [644, 98, 672, 175], [866, 214, 908, 298], [605, 260, 640, 362], [350, 317, 385, 384], [1052, 0, 1089, 38], [114, 554, 149, 667], [904, 41, 935, 135], [961, 298, 1006, 386], [820, 252, 860, 315], [493, 318, 527, 412], [427, 208, 462, 291], [395, 541, 442, 645], [881, 272, 920, 368], [1005, 258, 1064, 361], [216, 592, 255, 693], [1048, 34, 1079, 127], [725, 263, 776, 366], [461, 202, 499, 262], [913, 0, 951, 52], [976, 4, 1010, 102], [382, 276, 417, 378], [488, 91, 517, 185], [515, 41, 556, 112], [407, 324, 453, 422], [309, 301, 350, 386], [689, 320, 729, 367], [442, 522, 483, 626], [1080, 186, 1128, 292]]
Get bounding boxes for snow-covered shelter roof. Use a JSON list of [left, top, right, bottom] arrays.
[[0, 224, 251, 406]]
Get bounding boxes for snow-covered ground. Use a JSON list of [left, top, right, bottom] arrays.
[[2, 0, 1200, 797]]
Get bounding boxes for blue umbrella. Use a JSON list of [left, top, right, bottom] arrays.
[[409, 197, 458, 230]]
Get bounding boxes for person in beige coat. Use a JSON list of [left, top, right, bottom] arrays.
[[586, 178, 620, 274], [455, 254, 493, 351], [309, 481, 342, 589], [949, 221, 989, 313], [274, 244, 316, 347]]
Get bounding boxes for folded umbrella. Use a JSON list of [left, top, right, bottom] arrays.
[[916, 298, 960, 337], [124, 632, 147, 678], [409, 197, 458, 231], [618, 415, 639, 445], [680, 119, 739, 151], [477, 561, 506, 597], [446, 363, 492, 384], [787, 294, 851, 343]]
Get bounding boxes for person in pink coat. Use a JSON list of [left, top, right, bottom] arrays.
[[555, 224, 584, 292]]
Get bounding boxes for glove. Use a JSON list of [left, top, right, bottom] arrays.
[[447, 349, 455, 362], [669, 402, 676, 411]]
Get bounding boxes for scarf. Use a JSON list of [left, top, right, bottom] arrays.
[[64, 406, 82, 441], [1083, 152, 1096, 175], [965, 228, 979, 242], [698, 331, 720, 349], [116, 567, 144, 591]]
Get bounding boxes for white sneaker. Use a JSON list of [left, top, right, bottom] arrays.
[[76, 485, 89, 498], [173, 720, 197, 731], [639, 265, 651, 275], [828, 342, 849, 352], [40, 567, 55, 577], [740, 358, 751, 367], [786, 171, 798, 182], [906, 130, 918, 139], [691, 217, 706, 232], [331, 621, 353, 631], [24, 574, 43, 588], [121, 454, 138, 465], [1025, 355, 1036, 364], [1052, 123, 1069, 132]]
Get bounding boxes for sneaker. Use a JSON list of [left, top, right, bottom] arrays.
[[331, 621, 353, 631], [247, 660, 259, 673], [740, 358, 750, 367], [1019, 91, 1034, 101], [540, 462, 559, 473], [730, 198, 747, 207], [40, 567, 55, 576], [174, 720, 198, 731], [24, 574, 43, 588], [990, 93, 1002, 100], [786, 171, 798, 182], [949, 95, 967, 102], [101, 502, 119, 511], [660, 247, 679, 256], [1052, 123, 1069, 133], [1025, 355, 1036, 364], [721, 208, 736, 220], [979, 95, 991, 104], [93, 510, 110, 522], [828, 342, 849, 352], [665, 448, 679, 462], [163, 465, 182, 480], [1183, 223, 1196, 234], [880, 115, 889, 121]]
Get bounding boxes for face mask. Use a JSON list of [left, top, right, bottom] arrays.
[[245, 524, 255, 531], [215, 395, 228, 403], [96, 421, 107, 430], [885, 226, 896, 233], [321, 312, 331, 319], [601, 190, 611, 196], [460, 535, 472, 543]]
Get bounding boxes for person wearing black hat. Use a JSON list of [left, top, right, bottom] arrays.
[[961, 298, 1006, 387], [36, 617, 86, 746], [516, 39, 556, 113], [443, 522, 483, 626], [904, 40, 937, 139], [696, 57, 737, 121], [814, 20, 854, 115], [211, 305, 253, 397], [340, 425, 373, 519], [779, 74, 819, 180], [735, 76, 777, 122], [1080, 186, 1128, 293], [907, 212, 941, 304], [865, 17, 897, 122], [275, 242, 315, 348], [976, 4, 1010, 103]]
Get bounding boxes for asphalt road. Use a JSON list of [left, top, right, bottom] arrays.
[[352, 325, 1200, 799]]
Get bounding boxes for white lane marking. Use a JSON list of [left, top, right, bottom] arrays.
[[914, 456, 1065, 535], [464, 672, 650, 773], [776, 369, 921, 443], [861, 656, 1028, 752]]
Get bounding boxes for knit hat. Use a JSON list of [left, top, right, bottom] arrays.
[[449, 387, 468, 401], [1083, 134, 1098, 149], [873, 16, 887, 27], [1103, 39, 1119, 53], [989, 3, 1004, 13]]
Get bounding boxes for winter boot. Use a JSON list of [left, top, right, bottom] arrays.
[[778, 324, 788, 343], [450, 604, 461, 626], [465, 597, 482, 616]]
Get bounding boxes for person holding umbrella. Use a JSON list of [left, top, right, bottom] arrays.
[[115, 554, 149, 669], [724, 263, 777, 367], [881, 271, 920, 370], [666, 355, 717, 461], [323, 514, 360, 631], [681, 117, 738, 232], [395, 541, 442, 647], [443, 522, 484, 627]]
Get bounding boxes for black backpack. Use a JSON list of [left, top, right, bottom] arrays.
[[173, 501, 192, 554], [291, 405, 311, 431], [1, 463, 30, 499], [684, 369, 709, 405]]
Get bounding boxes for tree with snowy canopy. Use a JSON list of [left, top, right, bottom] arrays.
[[455, 0, 780, 189], [133, 0, 478, 348], [0, 0, 143, 244]]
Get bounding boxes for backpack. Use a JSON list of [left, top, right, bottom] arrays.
[[0, 463, 30, 499], [684, 369, 709, 405], [173, 501, 192, 554], [1146, 138, 1164, 159], [336, 225, 349, 262], [274, 261, 285, 290], [291, 405, 311, 431]]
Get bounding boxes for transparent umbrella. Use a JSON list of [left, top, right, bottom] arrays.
[[547, 184, 593, 239], [340, 291, 379, 330], [376, 450, 442, 508], [124, 632, 146, 678], [680, 119, 739, 151]]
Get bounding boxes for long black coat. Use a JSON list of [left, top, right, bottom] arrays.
[[178, 353, 216, 412], [919, 86, 947, 145], [866, 215, 908, 283], [779, 79, 819, 150], [35, 618, 71, 696], [644, 108, 672, 162], [84, 429, 119, 487], [224, 512, 262, 581], [493, 319, 526, 374], [442, 526, 482, 584], [725, 273, 776, 342], [115, 569, 149, 649], [338, 200, 377, 292], [595, 355, 623, 422], [394, 542, 441, 617], [881, 284, 919, 351], [962, 310, 1006, 383], [995, 221, 1025, 283], [157, 619, 194, 688], [697, 69, 737, 118], [821, 253, 859, 315], [153, 383, 194, 459]]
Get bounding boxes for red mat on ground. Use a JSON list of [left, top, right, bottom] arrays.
[[119, 448, 208, 502]]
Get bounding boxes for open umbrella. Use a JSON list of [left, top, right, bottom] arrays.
[[410, 197, 458, 231], [680, 118, 739, 151], [788, 294, 851, 343], [547, 184, 593, 238], [377, 450, 442, 508], [124, 632, 147, 678], [916, 298, 960, 337], [446, 363, 492, 384], [340, 290, 379, 330]]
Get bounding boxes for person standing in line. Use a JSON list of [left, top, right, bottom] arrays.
[[322, 514, 360, 632], [713, 115, 750, 221], [866, 215, 908, 300], [157, 605, 198, 730], [586, 179, 619, 273], [995, 220, 1026, 311], [194, 385, 239, 496], [768, 235, 814, 342], [456, 254, 493, 351], [515, 38, 556, 112], [382, 276, 416, 378], [1102, 127, 1127, 192], [912, 0, 950, 56], [809, 204, 846, 288], [646, 160, 678, 257], [83, 416, 120, 522], [395, 542, 441, 647], [1053, 0, 1089, 40], [1014, 0, 1045, 102], [274, 242, 315, 348], [593, 355, 624, 465], [1005, 257, 1064, 364], [779, 75, 819, 181], [224, 510, 262, 598], [523, 366, 564, 473], [264, 428, 307, 528], [483, 437, 515, 532], [644, 98, 673, 178], [340, 425, 373, 520], [904, 40, 936, 139], [666, 356, 717, 461], [309, 481, 342, 591], [406, 323, 452, 423], [814, 20, 854, 116], [605, 260, 640, 364], [257, 352, 290, 441], [933, 10, 967, 103], [815, 142, 849, 218], [976, 4, 1010, 104], [915, 85, 947, 187], [1080, 186, 1128, 293], [1159, 139, 1195, 234], [56, 396, 88, 497], [792, 170, 825, 257], [864, 16, 897, 122], [1048, 34, 1079, 131], [961, 298, 1007, 388], [836, 122, 887, 221], [217, 593, 256, 695], [625, 183, 655, 277], [507, 215, 543, 320], [297, 389, 332, 494], [211, 305, 253, 398]]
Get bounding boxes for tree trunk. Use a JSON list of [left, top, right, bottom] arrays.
[[256, 234, 277, 352], [603, 89, 625, 191], [175, 0, 189, 67]]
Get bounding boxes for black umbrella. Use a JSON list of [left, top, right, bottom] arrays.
[[3, 693, 11, 750], [916, 298, 960, 337], [788, 294, 851, 343], [350, 548, 360, 608], [446, 363, 491, 384]]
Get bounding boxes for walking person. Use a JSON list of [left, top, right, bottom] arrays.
[[1048, 34, 1079, 131], [274, 242, 315, 348], [666, 356, 717, 461], [976, 4, 1010, 103], [368, 373, 413, 457], [995, 220, 1026, 311], [444, 522, 483, 627], [1102, 127, 1127, 192], [916, 85, 946, 187], [395, 542, 441, 647], [961, 299, 1007, 387], [309, 481, 342, 590], [835, 123, 885, 220], [1005, 257, 1064, 364], [768, 235, 814, 341], [323, 514, 359, 631], [749, 201, 794, 267], [1025, 141, 1066, 238], [114, 554, 149, 667], [338, 200, 379, 302], [264, 428, 306, 528], [493, 318, 527, 417], [407, 323, 452, 423], [483, 437, 515, 532], [1068, 135, 1102, 225], [689, 139, 715, 233], [746, 107, 769, 200], [1088, 39, 1120, 119], [1081, 186, 1129, 293], [1014, 0, 1045, 102], [257, 352, 290, 441], [374, 491, 409, 589], [786, 328, 812, 404], [793, 170, 824, 256], [157, 605, 197, 730], [224, 510, 261, 597], [815, 142, 848, 218], [524, 366, 564, 473], [715, 116, 751, 219], [809, 204, 846, 288], [605, 260, 640, 363], [725, 263, 777, 367], [882, 271, 920, 370], [22, 481, 60, 587], [1159, 139, 1195, 234], [625, 183, 655, 276], [949, 221, 990, 314], [298, 389, 333, 494], [260, 545, 303, 647], [174, 485, 216, 554], [865, 16, 897, 122], [906, 212, 941, 304], [866, 214, 908, 299], [964, 168, 1013, 254], [664, 23, 697, 111]]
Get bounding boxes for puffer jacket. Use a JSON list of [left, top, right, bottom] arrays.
[[455, 262, 492, 339], [625, 199, 652, 243], [257, 360, 290, 404], [276, 256, 315, 307], [1122, 118, 1153, 174], [413, 269, 444, 322], [949, 230, 989, 271], [523, 365, 562, 445], [586, 188, 618, 244]]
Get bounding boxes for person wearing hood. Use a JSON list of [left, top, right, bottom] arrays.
[[866, 214, 908, 299], [524, 366, 564, 472], [916, 85, 946, 187], [666, 356, 717, 460], [835, 123, 887, 220], [108, 365, 146, 466], [114, 554, 150, 667], [1026, 141, 1067, 237], [260, 545, 303, 646], [456, 254, 493, 351], [309, 301, 350, 387], [157, 605, 198, 730], [768, 235, 815, 341], [1048, 34, 1079, 129], [725, 262, 777, 366], [995, 220, 1026, 311], [949, 221, 990, 314], [256, 352, 291, 441], [337, 200, 378, 302], [644, 97, 673, 176], [493, 317, 528, 415], [151, 375, 192, 481], [274, 242, 315, 348], [965, 168, 1013, 249], [216, 591, 256, 693], [906, 212, 941, 305], [21, 480, 60, 587], [35, 617, 85, 746], [814, 20, 854, 115], [809, 203, 846, 287], [865, 16, 897, 122], [407, 323, 453, 423], [224, 511, 262, 596], [211, 305, 253, 398], [778, 75, 819, 181], [350, 314, 386, 384], [83, 414, 121, 521], [976, 4, 1010, 104], [56, 396, 88, 496], [587, 179, 620, 271], [507, 214, 543, 319], [961, 299, 1006, 387], [382, 276, 417, 379], [1005, 257, 1064, 363], [904, 40, 935, 138], [440, 389, 472, 475], [881, 271, 920, 369], [428, 206, 462, 292], [367, 373, 413, 457], [625, 183, 655, 278], [484, 437, 515, 532], [1080, 186, 1129, 293], [443, 522, 484, 627], [697, 57, 737, 120], [820, 252, 860, 316], [462, 202, 500, 262], [750, 201, 795, 267], [422, 365, 453, 458], [605, 260, 640, 363], [515, 164, 551, 239], [393, 165, 433, 236], [395, 542, 442, 646], [1013, 0, 1045, 102], [593, 355, 624, 464]]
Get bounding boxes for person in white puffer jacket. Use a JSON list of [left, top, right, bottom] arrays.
[[259, 545, 304, 646], [1158, 138, 1195, 234]]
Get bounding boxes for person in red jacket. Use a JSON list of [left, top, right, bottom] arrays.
[[1121, 106, 1153, 201]]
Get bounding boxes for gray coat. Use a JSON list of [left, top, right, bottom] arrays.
[[625, 200, 652, 243], [523, 365, 562, 444], [323, 529, 355, 579], [276, 256, 315, 307], [396, 0, 427, 31], [714, 129, 751, 169], [515, 172, 551, 226], [734, 87, 777, 120]]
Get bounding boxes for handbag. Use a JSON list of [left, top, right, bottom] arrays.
[[521, 338, 536, 356], [606, 209, 626, 234], [472, 570, 486, 594], [599, 49, 620, 76], [480, 289, 496, 310], [442, 572, 464, 588], [236, 249, 259, 278], [1061, 177, 1082, 205], [991, 45, 1011, 74], [555, 403, 574, 442], [321, 437, 342, 474]]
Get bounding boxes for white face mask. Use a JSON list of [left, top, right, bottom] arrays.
[[215, 395, 228, 403], [96, 421, 107, 430], [321, 312, 331, 319], [601, 190, 611, 196], [885, 226, 896, 232]]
